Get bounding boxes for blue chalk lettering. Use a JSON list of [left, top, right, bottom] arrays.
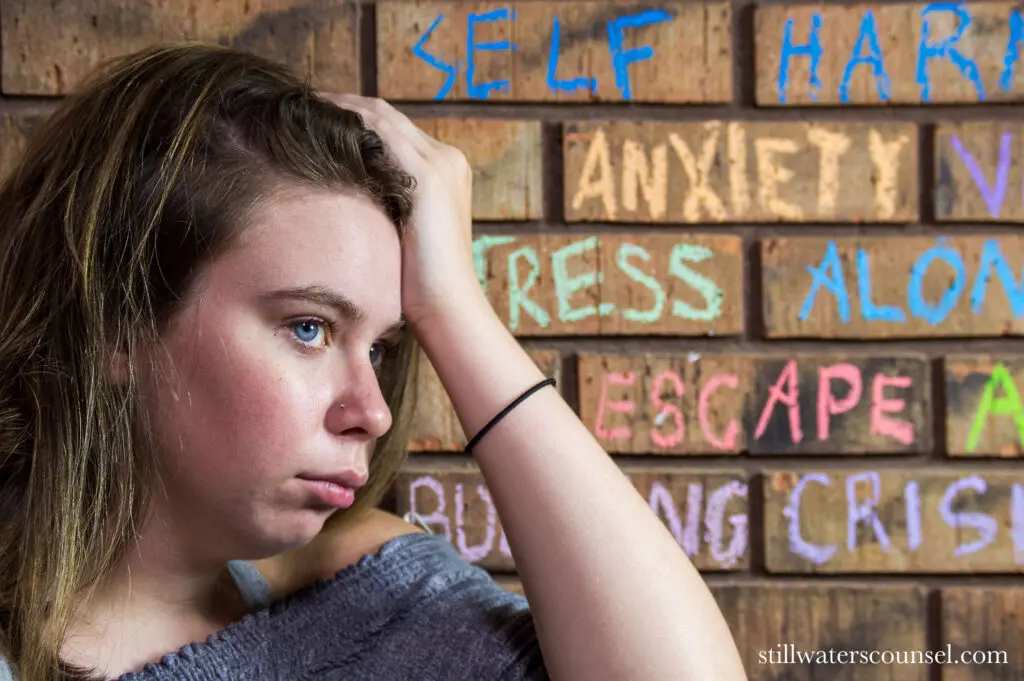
[[857, 248, 905, 322], [466, 9, 515, 99], [916, 3, 984, 102], [1000, 10, 1023, 92], [799, 241, 850, 323], [839, 11, 891, 103], [970, 239, 1024, 317], [547, 16, 597, 94], [607, 9, 672, 101], [777, 14, 823, 103], [907, 240, 966, 325], [413, 15, 458, 100]]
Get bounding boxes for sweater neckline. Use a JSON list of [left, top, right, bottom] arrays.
[[113, 532, 446, 680]]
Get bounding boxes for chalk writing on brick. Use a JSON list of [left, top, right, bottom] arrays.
[[409, 349, 561, 451], [763, 236, 1024, 338], [395, 467, 749, 570], [376, 2, 732, 102], [765, 470, 1024, 572], [757, 3, 1024, 105], [946, 356, 1024, 457], [578, 353, 929, 455], [935, 122, 1024, 222], [473, 233, 743, 336], [564, 121, 916, 223]]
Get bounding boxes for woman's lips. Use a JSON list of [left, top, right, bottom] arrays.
[[296, 477, 357, 508]]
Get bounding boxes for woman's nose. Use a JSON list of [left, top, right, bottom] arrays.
[[325, 364, 392, 439]]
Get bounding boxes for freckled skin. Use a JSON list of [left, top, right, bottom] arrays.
[[136, 188, 403, 562]]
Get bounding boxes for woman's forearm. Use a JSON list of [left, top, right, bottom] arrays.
[[412, 291, 747, 681]]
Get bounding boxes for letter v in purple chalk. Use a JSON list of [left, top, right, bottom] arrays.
[[950, 133, 1013, 218]]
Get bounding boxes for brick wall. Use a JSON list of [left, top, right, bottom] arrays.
[[2, 1, 1023, 679]]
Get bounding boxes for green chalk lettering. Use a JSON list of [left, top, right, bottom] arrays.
[[617, 242, 665, 323], [507, 246, 550, 331], [551, 236, 613, 323], [473, 235, 517, 292], [966, 363, 1024, 452], [669, 243, 723, 321]]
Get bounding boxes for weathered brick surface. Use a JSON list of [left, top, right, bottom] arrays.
[[2, 0, 361, 94], [7, 0, 1022, 670], [377, 2, 732, 103], [757, 3, 1024, 106]]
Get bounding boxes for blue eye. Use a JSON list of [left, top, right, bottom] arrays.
[[291, 320, 326, 346], [369, 341, 391, 369]]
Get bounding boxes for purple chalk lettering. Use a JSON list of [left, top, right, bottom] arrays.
[[454, 483, 497, 563], [1013, 483, 1024, 565], [905, 480, 922, 551], [704, 481, 749, 569], [950, 133, 1013, 218], [784, 473, 837, 565], [649, 480, 685, 548], [846, 472, 891, 551], [940, 475, 998, 557], [683, 482, 703, 557], [410, 475, 452, 541]]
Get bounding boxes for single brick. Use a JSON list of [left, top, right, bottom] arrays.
[[935, 123, 1024, 222], [764, 469, 1024, 573], [578, 353, 929, 455], [945, 356, 1024, 458], [376, 1, 732, 103], [394, 464, 749, 571], [941, 588, 1022, 680], [762, 235, 1024, 339], [408, 348, 561, 451], [564, 121, 917, 223], [2, 0, 360, 94], [757, 3, 1024, 105], [473, 232, 744, 336], [716, 584, 927, 681], [414, 119, 543, 221]]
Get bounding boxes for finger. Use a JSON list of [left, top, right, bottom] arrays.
[[337, 95, 442, 157], [329, 95, 428, 171]]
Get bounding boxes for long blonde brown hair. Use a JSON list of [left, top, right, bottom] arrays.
[[0, 43, 420, 680]]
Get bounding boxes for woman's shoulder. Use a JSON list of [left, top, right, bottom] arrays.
[[251, 508, 429, 601]]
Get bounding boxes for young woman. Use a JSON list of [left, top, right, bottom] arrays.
[[0, 43, 747, 680]]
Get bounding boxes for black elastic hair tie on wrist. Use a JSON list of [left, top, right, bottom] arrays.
[[464, 377, 557, 453]]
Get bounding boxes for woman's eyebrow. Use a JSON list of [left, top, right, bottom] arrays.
[[258, 284, 406, 335]]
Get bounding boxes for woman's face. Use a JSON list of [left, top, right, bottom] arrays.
[[137, 187, 405, 560]]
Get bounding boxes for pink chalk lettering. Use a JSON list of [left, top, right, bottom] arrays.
[[698, 373, 740, 450], [595, 371, 637, 439], [846, 472, 891, 551], [704, 481, 748, 568], [409, 475, 452, 541], [755, 359, 803, 443], [684, 482, 703, 558], [870, 374, 915, 445], [650, 369, 685, 448], [648, 481, 685, 548], [905, 480, 922, 551], [1012, 484, 1024, 565], [940, 476, 997, 557], [455, 483, 497, 563], [784, 473, 836, 565], [817, 363, 863, 441]]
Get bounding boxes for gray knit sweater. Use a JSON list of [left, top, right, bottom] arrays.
[[1, 532, 548, 680]]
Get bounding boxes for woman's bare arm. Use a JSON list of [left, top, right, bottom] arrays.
[[413, 295, 748, 681]]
